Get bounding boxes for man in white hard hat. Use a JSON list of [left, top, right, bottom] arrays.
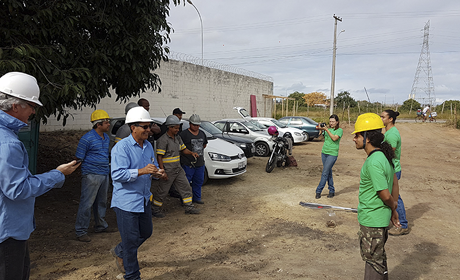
[[0, 72, 80, 279], [110, 106, 165, 278], [74, 109, 113, 242]]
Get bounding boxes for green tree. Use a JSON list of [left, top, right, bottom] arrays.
[[400, 99, 421, 111], [335, 91, 357, 108], [0, 0, 183, 124], [288, 91, 305, 107], [442, 100, 460, 111]]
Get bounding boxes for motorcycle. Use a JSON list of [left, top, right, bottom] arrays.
[[265, 136, 289, 173]]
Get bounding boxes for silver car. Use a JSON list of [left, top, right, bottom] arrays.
[[213, 119, 275, 157]]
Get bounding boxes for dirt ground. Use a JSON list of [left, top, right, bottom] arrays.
[[30, 121, 460, 280]]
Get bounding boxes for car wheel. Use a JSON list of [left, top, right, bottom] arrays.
[[255, 142, 270, 157], [203, 168, 209, 185]]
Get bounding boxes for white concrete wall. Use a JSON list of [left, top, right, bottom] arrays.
[[41, 60, 273, 131]]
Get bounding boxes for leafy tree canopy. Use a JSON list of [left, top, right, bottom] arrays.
[[442, 100, 460, 110], [288, 91, 305, 107], [0, 0, 183, 124], [303, 91, 327, 106], [400, 99, 421, 111], [335, 91, 357, 108]]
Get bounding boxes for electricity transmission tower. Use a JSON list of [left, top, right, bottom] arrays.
[[409, 20, 435, 106]]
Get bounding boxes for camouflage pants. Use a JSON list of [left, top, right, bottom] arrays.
[[358, 224, 389, 279]]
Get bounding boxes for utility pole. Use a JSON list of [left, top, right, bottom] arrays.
[[330, 14, 342, 116]]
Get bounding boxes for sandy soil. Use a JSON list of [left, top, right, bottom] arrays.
[[30, 122, 460, 280]]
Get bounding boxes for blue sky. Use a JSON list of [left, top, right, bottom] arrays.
[[165, 0, 460, 105]]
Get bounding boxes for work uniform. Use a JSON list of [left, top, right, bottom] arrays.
[[180, 129, 208, 202], [153, 133, 193, 208], [358, 150, 394, 278]]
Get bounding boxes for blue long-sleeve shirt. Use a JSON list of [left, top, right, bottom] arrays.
[[111, 134, 158, 213], [0, 110, 65, 243]]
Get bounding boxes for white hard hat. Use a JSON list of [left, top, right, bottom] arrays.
[[0, 72, 43, 106], [125, 107, 153, 124]]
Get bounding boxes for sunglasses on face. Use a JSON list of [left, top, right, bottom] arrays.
[[25, 102, 38, 110], [134, 124, 151, 130]]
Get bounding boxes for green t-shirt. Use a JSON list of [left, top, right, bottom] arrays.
[[321, 128, 343, 156], [358, 150, 394, 227], [383, 126, 401, 172]]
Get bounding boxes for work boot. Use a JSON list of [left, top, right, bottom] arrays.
[[110, 248, 125, 273], [151, 206, 165, 218], [389, 226, 410, 236], [315, 193, 321, 199], [327, 192, 335, 198], [184, 205, 200, 214], [76, 234, 91, 242]]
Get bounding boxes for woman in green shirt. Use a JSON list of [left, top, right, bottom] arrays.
[[315, 114, 343, 199], [352, 112, 400, 279]]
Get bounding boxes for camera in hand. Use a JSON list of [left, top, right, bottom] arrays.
[[315, 122, 327, 130]]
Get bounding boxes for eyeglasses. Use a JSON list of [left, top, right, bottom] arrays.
[[25, 102, 38, 110], [134, 124, 151, 130]]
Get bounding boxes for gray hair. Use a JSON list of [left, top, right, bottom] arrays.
[[0, 93, 27, 111]]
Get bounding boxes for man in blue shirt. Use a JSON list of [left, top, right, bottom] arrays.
[[75, 109, 112, 242], [0, 72, 79, 280], [110, 107, 164, 279]]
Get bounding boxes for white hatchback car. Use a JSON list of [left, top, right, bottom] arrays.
[[151, 118, 247, 184]]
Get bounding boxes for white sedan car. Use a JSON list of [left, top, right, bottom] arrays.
[[251, 117, 308, 143]]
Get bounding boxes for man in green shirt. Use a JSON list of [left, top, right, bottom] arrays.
[[352, 113, 400, 280]]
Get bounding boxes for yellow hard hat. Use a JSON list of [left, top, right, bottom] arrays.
[[90, 110, 110, 122], [351, 113, 385, 134]]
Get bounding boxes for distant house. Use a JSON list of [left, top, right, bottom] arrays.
[[314, 104, 327, 108]]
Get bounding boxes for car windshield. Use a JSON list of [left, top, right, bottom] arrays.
[[200, 121, 223, 134], [303, 117, 317, 125], [270, 119, 287, 128], [243, 121, 263, 131]]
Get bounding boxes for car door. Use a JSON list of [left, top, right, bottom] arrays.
[[227, 122, 250, 138], [289, 117, 304, 130]]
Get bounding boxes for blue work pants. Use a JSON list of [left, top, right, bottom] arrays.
[[182, 165, 205, 201]]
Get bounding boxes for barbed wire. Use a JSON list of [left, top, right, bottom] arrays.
[[167, 51, 273, 82]]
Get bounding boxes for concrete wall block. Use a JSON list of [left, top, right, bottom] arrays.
[[40, 60, 273, 131]]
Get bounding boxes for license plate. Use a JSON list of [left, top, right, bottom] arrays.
[[238, 162, 246, 169]]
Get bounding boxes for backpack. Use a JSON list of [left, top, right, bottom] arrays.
[[286, 156, 297, 167]]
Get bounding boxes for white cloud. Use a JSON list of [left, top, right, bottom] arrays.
[[166, 0, 460, 104]]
